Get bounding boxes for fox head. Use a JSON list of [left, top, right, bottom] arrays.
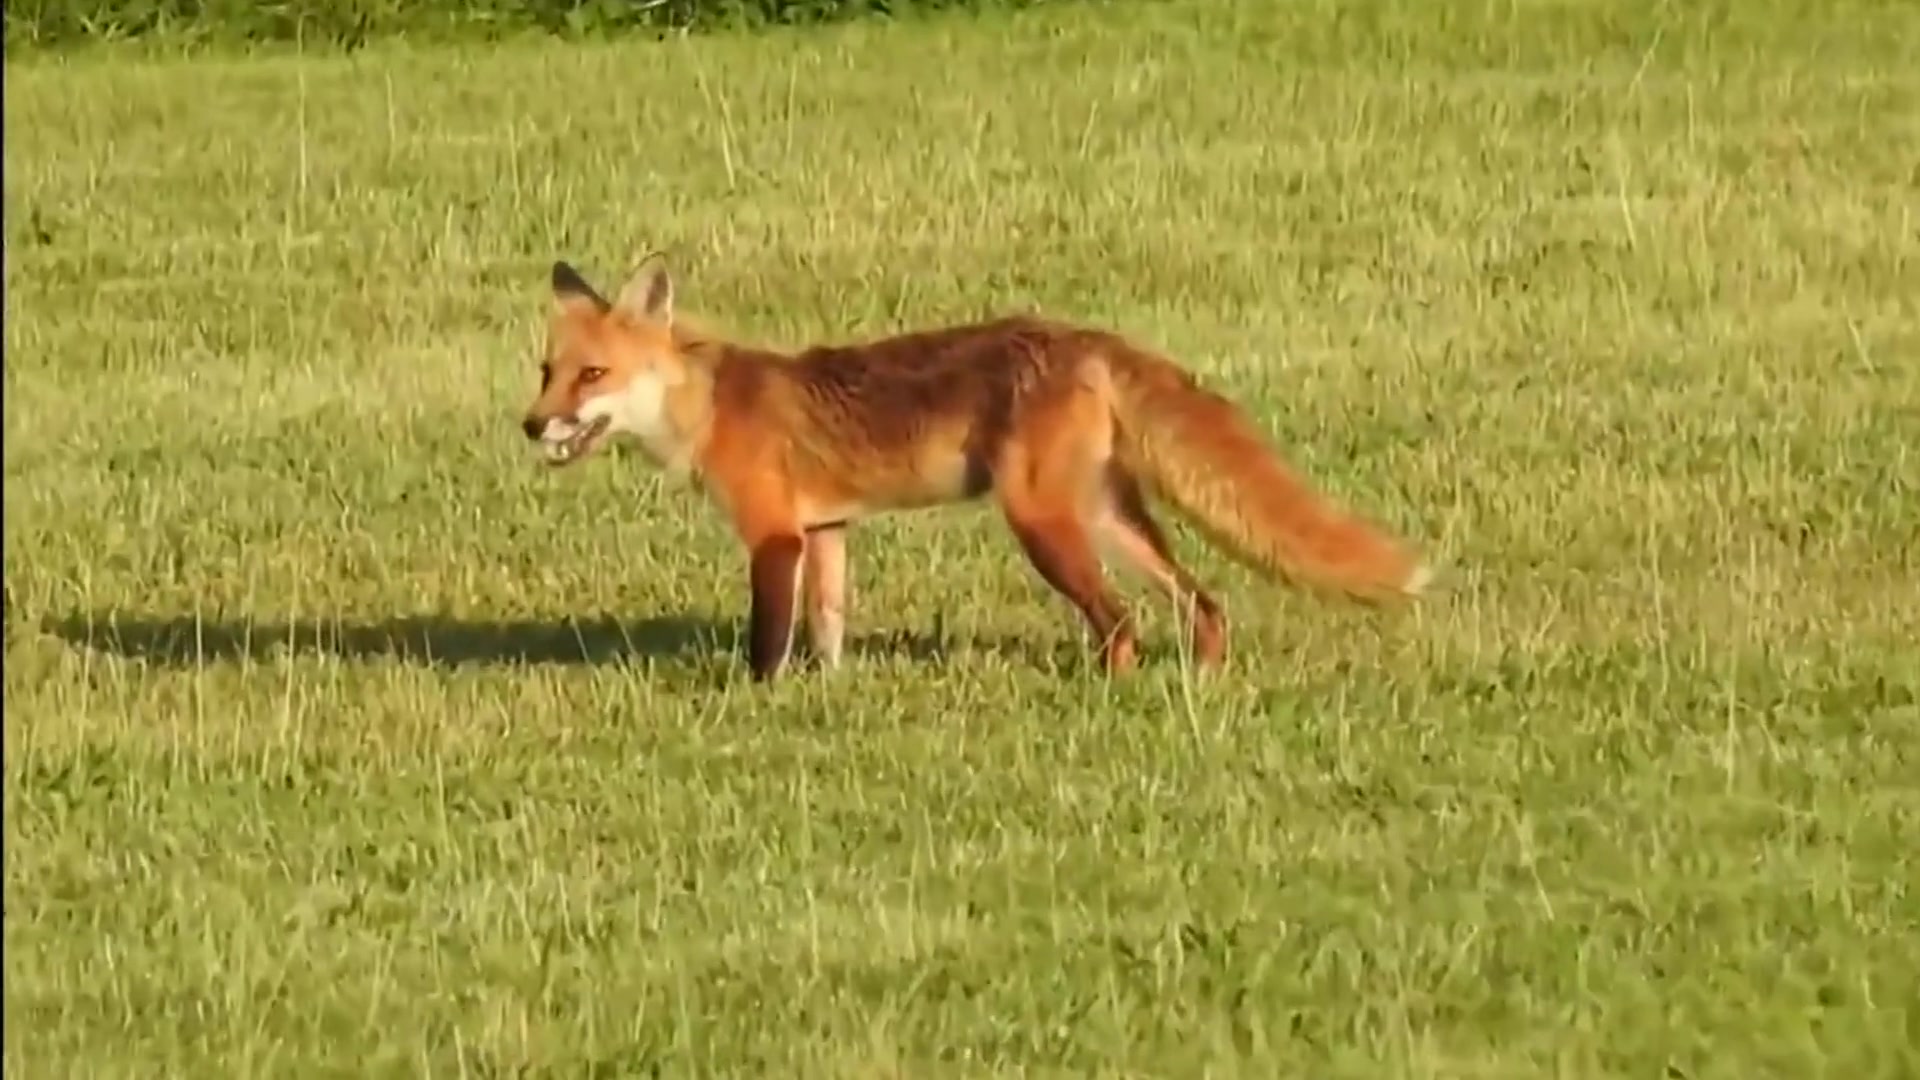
[[521, 255, 684, 467]]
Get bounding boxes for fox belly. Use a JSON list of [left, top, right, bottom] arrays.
[[793, 440, 992, 529]]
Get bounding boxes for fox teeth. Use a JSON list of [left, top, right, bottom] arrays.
[[540, 416, 609, 465]]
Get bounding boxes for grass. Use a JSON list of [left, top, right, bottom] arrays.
[[5, 0, 1919, 1073]]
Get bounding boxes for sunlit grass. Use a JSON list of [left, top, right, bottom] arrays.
[[5, 1, 1918, 1074]]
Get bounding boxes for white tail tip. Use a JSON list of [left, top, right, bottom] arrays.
[[1403, 562, 1434, 596]]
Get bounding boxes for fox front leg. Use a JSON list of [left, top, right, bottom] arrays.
[[803, 525, 849, 669], [746, 533, 806, 681]]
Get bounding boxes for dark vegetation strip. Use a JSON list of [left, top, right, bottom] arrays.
[[5, 0, 1108, 55]]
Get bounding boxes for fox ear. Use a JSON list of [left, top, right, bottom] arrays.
[[551, 260, 609, 315], [613, 253, 674, 325]]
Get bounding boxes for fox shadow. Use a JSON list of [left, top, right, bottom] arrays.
[[41, 610, 1046, 671]]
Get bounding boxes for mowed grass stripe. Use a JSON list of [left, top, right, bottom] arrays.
[[5, 1, 1919, 1075]]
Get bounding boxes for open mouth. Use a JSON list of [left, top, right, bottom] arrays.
[[542, 414, 613, 467]]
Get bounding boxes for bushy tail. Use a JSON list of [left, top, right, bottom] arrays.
[[1107, 347, 1431, 602]]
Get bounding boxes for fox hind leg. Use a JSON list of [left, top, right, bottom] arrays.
[[1002, 510, 1137, 674], [1098, 467, 1228, 667], [996, 369, 1138, 674]]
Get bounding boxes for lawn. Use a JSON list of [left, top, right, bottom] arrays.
[[4, 0, 1918, 1074]]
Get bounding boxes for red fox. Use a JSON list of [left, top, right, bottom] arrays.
[[521, 256, 1432, 682]]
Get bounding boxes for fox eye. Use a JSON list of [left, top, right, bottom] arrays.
[[579, 366, 607, 384], [538, 363, 553, 389]]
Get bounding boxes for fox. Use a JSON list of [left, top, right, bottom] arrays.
[[520, 254, 1433, 682]]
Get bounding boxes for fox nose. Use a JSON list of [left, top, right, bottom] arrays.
[[520, 416, 546, 442]]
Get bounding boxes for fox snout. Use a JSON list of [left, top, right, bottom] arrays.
[[520, 414, 548, 441]]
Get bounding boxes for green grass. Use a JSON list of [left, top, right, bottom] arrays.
[[6, 0, 1920, 1074]]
